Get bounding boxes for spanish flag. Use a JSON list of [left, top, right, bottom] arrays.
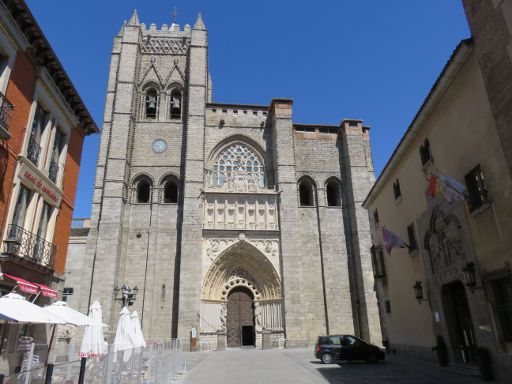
[[428, 175, 441, 198]]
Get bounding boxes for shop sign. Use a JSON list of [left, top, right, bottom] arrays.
[[19, 163, 62, 207], [17, 336, 33, 352]]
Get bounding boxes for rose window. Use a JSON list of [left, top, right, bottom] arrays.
[[211, 144, 265, 188]]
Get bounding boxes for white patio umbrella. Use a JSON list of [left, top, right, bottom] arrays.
[[44, 301, 95, 326], [130, 311, 146, 349], [0, 293, 65, 324], [0, 293, 65, 358], [114, 307, 135, 362], [80, 301, 107, 357]]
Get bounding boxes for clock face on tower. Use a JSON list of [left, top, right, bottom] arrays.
[[152, 139, 167, 153]]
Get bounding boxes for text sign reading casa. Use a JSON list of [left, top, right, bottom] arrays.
[[19, 163, 62, 207]]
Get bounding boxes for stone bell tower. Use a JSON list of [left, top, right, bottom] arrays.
[[80, 10, 211, 341]]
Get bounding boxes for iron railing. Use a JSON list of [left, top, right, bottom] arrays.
[[27, 135, 42, 166], [2, 339, 186, 383], [48, 159, 59, 183], [3, 224, 56, 269], [0, 91, 14, 136]]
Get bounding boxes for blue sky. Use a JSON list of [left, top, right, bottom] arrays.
[[26, 0, 470, 218]]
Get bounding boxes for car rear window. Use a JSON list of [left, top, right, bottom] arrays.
[[318, 336, 330, 345]]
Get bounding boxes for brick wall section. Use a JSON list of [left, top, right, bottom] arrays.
[[463, 0, 512, 177], [53, 127, 84, 274], [0, 51, 35, 234]]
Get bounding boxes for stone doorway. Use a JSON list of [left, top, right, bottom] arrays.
[[442, 281, 477, 363], [227, 286, 254, 347]]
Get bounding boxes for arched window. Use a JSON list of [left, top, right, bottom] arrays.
[[211, 143, 265, 188], [136, 178, 151, 203], [145, 88, 158, 119], [163, 178, 179, 203], [169, 88, 182, 120], [326, 179, 341, 206], [298, 179, 315, 206]]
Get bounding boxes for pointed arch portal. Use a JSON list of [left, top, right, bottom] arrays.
[[202, 240, 281, 301], [200, 240, 284, 347]]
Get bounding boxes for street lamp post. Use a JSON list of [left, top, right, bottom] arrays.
[[114, 284, 139, 306]]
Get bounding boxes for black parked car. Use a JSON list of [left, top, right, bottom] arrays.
[[314, 335, 385, 364]]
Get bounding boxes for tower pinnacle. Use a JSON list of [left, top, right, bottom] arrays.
[[193, 12, 206, 31], [128, 9, 140, 26]]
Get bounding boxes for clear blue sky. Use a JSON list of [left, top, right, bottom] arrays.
[[26, 0, 470, 218]]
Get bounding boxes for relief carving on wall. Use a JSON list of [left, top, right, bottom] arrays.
[[424, 209, 466, 273], [140, 37, 190, 55], [203, 238, 279, 262], [219, 302, 227, 331], [203, 194, 278, 231]]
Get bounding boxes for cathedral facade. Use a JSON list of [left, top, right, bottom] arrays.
[[75, 11, 381, 350]]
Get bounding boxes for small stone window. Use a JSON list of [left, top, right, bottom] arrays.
[[370, 245, 386, 279], [163, 178, 178, 204], [298, 179, 315, 207], [145, 88, 158, 119], [169, 89, 182, 120], [136, 179, 151, 203], [393, 179, 401, 201], [326, 179, 341, 206], [373, 208, 379, 227], [419, 138, 432, 166], [407, 223, 417, 252]]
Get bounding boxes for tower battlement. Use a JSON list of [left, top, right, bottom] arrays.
[[140, 23, 191, 34]]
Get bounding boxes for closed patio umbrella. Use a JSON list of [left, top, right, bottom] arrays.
[[80, 301, 107, 357], [114, 307, 135, 362], [130, 311, 145, 349]]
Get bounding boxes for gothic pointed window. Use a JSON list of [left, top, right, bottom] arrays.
[[145, 88, 158, 119], [170, 89, 182, 120], [211, 143, 265, 189]]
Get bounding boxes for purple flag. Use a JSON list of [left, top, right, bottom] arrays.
[[382, 226, 408, 255]]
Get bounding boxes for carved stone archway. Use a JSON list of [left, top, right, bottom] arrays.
[[199, 240, 284, 348]]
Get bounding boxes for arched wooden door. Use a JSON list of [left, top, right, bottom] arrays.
[[227, 287, 255, 347]]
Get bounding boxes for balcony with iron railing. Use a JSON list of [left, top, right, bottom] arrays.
[[49, 159, 59, 183], [0, 91, 14, 140], [2, 224, 56, 270], [27, 135, 42, 166]]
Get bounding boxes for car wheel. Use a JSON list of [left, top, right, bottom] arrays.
[[367, 353, 378, 364], [321, 353, 333, 364]]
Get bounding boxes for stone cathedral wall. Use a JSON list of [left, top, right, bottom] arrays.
[[292, 130, 356, 341]]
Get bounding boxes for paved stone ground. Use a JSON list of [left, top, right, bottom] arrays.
[[176, 348, 489, 384]]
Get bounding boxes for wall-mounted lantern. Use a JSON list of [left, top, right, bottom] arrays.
[[413, 281, 429, 304], [462, 262, 484, 293]]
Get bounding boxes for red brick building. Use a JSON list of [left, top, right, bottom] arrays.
[[0, 0, 97, 319]]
